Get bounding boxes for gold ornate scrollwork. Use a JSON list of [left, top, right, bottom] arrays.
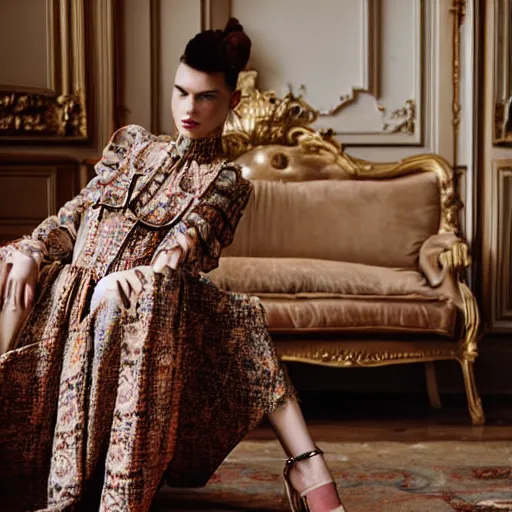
[[379, 99, 416, 134], [450, 0, 466, 164], [280, 347, 459, 368], [493, 0, 512, 145], [0, 90, 86, 138], [0, 0, 88, 142], [439, 240, 471, 274], [438, 240, 479, 357], [224, 69, 420, 159], [223, 70, 318, 158]]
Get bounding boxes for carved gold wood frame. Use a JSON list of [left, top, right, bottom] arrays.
[[0, 0, 87, 143], [224, 73, 483, 424], [493, 0, 512, 145]]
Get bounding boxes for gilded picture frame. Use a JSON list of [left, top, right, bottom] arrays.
[[494, 0, 512, 145], [0, 0, 88, 143]]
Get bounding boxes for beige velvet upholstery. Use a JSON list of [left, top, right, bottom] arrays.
[[224, 172, 440, 268], [210, 257, 440, 296], [259, 297, 458, 336], [208, 257, 459, 336], [211, 150, 463, 343]]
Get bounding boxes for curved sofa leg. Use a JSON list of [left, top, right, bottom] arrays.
[[460, 358, 485, 425], [425, 362, 442, 409]]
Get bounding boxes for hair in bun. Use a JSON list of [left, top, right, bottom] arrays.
[[181, 18, 251, 89]]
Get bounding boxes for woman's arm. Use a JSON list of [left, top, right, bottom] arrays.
[[152, 163, 253, 274], [0, 125, 139, 268]]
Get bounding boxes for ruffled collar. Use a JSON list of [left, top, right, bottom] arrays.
[[174, 131, 224, 162]]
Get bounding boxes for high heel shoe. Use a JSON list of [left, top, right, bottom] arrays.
[[283, 447, 346, 512]]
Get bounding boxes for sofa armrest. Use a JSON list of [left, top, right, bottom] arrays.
[[419, 232, 471, 287]]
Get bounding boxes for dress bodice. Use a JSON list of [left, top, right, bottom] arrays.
[[0, 124, 253, 280], [72, 127, 231, 277]]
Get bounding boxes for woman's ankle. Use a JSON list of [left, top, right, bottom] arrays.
[[288, 455, 333, 494]]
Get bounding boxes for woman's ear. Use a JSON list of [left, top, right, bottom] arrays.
[[230, 90, 241, 109]]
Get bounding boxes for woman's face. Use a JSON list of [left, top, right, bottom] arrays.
[[172, 63, 240, 139]]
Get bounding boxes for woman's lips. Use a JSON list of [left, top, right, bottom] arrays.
[[182, 119, 200, 130]]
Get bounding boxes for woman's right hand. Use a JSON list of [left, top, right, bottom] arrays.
[[152, 232, 195, 274], [0, 251, 39, 311]]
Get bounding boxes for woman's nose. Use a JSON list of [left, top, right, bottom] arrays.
[[186, 97, 197, 115]]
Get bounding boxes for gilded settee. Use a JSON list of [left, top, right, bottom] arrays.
[[208, 71, 484, 425]]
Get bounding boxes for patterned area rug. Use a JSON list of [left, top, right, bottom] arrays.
[[153, 440, 512, 511]]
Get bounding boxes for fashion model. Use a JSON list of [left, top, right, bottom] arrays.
[[0, 19, 345, 512]]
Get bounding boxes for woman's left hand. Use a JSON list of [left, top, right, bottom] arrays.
[[93, 267, 148, 310], [113, 268, 145, 309]]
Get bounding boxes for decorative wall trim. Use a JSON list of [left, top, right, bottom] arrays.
[[95, 0, 116, 147], [150, 0, 161, 134], [0, 0, 88, 142], [380, 99, 416, 134], [493, 161, 512, 327], [204, 0, 231, 30], [451, 0, 466, 168], [230, 0, 424, 144], [317, 0, 380, 117], [311, 0, 422, 142], [113, 0, 125, 129], [493, 0, 512, 145]]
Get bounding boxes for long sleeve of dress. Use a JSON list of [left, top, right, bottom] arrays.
[[152, 163, 253, 274], [0, 126, 138, 267]]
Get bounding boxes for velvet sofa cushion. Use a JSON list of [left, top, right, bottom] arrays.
[[207, 257, 460, 337], [258, 296, 458, 337], [223, 172, 441, 269], [209, 257, 447, 298]]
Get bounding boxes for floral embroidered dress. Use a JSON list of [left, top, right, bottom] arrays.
[[0, 125, 294, 512]]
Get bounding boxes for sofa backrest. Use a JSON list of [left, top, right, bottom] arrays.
[[224, 144, 444, 269]]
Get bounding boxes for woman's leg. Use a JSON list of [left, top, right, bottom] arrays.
[[268, 398, 343, 510]]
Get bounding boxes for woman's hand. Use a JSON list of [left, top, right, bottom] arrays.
[[0, 251, 39, 311], [93, 267, 147, 310], [93, 231, 196, 311], [113, 268, 145, 309], [152, 231, 195, 274]]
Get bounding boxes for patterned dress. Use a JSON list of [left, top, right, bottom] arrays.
[[0, 125, 294, 511]]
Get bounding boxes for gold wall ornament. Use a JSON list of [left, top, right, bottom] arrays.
[[223, 70, 319, 158], [0, 89, 86, 138], [0, 0, 88, 143], [450, 0, 466, 165], [379, 99, 416, 134], [493, 0, 512, 145]]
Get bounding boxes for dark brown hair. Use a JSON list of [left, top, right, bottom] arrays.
[[180, 18, 251, 90]]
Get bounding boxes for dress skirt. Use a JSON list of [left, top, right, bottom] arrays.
[[0, 263, 294, 511]]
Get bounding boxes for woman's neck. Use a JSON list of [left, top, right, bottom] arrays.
[[175, 131, 224, 161]]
